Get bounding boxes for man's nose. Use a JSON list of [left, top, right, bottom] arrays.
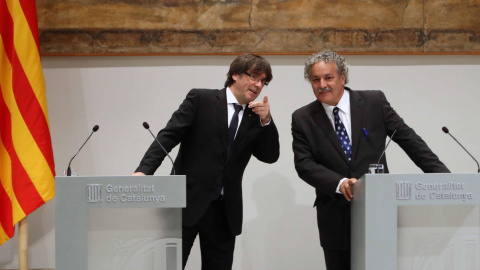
[[320, 79, 328, 89]]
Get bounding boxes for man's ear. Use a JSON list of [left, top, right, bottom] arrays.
[[232, 73, 239, 82]]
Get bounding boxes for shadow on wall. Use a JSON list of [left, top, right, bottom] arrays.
[[45, 66, 94, 176], [241, 173, 324, 270]]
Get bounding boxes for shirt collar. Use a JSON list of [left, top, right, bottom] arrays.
[[321, 88, 350, 115], [226, 87, 246, 108]]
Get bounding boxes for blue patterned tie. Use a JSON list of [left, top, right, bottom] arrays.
[[333, 107, 352, 162]]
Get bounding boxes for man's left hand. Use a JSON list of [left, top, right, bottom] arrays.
[[249, 95, 271, 125]]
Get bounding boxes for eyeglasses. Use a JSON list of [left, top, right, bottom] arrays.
[[244, 72, 269, 86]]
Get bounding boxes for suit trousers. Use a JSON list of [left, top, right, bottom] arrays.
[[323, 248, 351, 270], [182, 199, 236, 270]]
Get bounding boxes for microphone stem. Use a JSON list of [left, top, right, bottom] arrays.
[[67, 130, 95, 173], [147, 128, 176, 175], [377, 129, 397, 165], [447, 133, 480, 173]]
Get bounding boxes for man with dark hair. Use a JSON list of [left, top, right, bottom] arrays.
[[134, 54, 279, 270], [292, 50, 449, 270]]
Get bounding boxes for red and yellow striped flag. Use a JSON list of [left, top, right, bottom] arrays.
[[0, 0, 55, 246]]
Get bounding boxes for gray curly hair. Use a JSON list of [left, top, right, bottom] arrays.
[[304, 50, 349, 84]]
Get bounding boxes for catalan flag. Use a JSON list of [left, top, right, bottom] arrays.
[[0, 0, 55, 246]]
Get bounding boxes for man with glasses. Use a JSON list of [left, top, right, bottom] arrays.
[[133, 54, 280, 270], [292, 50, 449, 270]]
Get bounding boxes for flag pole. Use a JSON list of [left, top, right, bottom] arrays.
[[18, 217, 29, 270]]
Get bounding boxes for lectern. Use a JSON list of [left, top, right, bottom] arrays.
[[55, 176, 186, 270], [351, 173, 480, 270]]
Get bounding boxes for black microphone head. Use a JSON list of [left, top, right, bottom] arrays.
[[92, 125, 99, 132], [442, 126, 449, 134], [143, 122, 150, 129]]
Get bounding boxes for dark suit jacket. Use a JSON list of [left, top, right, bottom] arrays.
[[136, 88, 280, 236], [292, 88, 449, 250]]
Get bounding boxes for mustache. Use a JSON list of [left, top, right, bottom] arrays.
[[317, 87, 332, 93]]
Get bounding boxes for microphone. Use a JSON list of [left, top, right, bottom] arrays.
[[66, 125, 99, 176], [442, 126, 480, 173], [377, 129, 397, 165], [143, 122, 175, 175]]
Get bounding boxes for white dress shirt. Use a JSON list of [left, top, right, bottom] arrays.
[[226, 87, 246, 139], [320, 90, 352, 194], [321, 90, 351, 140]]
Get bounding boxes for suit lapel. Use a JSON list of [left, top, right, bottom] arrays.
[[311, 101, 351, 164], [349, 89, 364, 163], [216, 89, 229, 158]]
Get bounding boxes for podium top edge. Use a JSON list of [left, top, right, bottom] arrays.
[[56, 175, 186, 178]]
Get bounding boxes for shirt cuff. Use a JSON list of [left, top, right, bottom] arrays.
[[260, 118, 271, 126], [336, 178, 349, 194]]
